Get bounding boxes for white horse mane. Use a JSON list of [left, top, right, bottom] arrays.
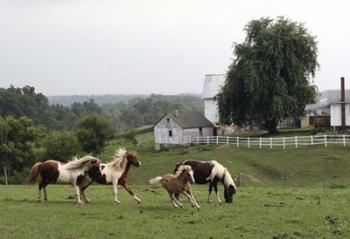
[[175, 165, 192, 176], [209, 160, 237, 190], [175, 165, 195, 183], [111, 147, 128, 168], [65, 155, 95, 170]]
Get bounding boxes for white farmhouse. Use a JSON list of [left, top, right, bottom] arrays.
[[305, 89, 350, 128], [154, 111, 214, 146], [202, 74, 226, 124]]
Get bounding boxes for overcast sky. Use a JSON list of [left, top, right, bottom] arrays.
[[1, 0, 350, 95]]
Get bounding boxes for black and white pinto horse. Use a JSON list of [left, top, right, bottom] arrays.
[[174, 160, 237, 203]]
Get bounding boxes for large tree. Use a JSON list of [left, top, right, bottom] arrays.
[[218, 17, 318, 133]]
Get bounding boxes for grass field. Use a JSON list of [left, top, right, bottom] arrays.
[[1, 185, 350, 239], [2, 131, 350, 238]]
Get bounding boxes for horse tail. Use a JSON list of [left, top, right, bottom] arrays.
[[149, 176, 163, 185], [25, 162, 42, 184]]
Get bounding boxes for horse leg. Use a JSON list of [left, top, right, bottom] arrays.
[[207, 181, 213, 202], [38, 182, 44, 202], [171, 193, 183, 208], [112, 181, 120, 204], [174, 192, 181, 201], [213, 179, 222, 203], [80, 187, 90, 203], [121, 182, 141, 203], [43, 185, 48, 201], [168, 192, 179, 208], [183, 190, 200, 210], [73, 184, 83, 204]]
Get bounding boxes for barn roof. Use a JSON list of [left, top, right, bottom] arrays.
[[202, 74, 226, 99], [167, 112, 214, 129]]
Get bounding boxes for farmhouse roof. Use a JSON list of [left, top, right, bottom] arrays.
[[305, 89, 350, 110], [167, 112, 214, 129], [319, 90, 350, 104], [202, 74, 226, 99]]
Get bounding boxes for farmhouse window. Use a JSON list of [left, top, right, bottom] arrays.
[[169, 130, 173, 137], [199, 127, 203, 136], [166, 118, 170, 127]]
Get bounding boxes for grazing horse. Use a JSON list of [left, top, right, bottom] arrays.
[[149, 165, 200, 209], [174, 160, 237, 203], [26, 156, 100, 204], [79, 148, 141, 204]]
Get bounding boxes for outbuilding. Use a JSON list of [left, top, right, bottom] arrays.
[[154, 111, 215, 146]]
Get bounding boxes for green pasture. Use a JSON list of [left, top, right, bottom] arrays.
[[1, 185, 350, 239], [2, 131, 350, 238]]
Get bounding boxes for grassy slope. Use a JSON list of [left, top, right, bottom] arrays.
[[101, 132, 350, 187]]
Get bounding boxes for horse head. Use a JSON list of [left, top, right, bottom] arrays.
[[126, 151, 141, 167], [88, 157, 102, 179], [176, 165, 195, 184], [224, 184, 236, 203]]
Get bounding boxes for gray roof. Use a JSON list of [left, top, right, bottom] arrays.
[[168, 112, 214, 129], [319, 90, 350, 104], [305, 89, 350, 110], [202, 74, 226, 99]]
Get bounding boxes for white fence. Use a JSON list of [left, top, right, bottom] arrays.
[[194, 135, 350, 149]]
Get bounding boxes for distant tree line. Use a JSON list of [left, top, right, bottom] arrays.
[[0, 86, 203, 183]]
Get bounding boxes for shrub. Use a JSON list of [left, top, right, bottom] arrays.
[[76, 114, 113, 154], [44, 131, 81, 161]]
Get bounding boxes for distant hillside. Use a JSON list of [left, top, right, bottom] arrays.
[[48, 94, 148, 106]]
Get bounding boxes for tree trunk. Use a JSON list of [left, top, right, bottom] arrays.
[[265, 119, 278, 134]]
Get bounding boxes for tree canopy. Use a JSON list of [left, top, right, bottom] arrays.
[[75, 114, 113, 154], [218, 17, 318, 133]]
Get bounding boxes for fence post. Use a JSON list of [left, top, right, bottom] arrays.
[[226, 136, 229, 145], [248, 137, 250, 148], [196, 136, 199, 145], [207, 136, 209, 145], [216, 135, 219, 145], [3, 167, 8, 185], [311, 135, 314, 146], [237, 136, 239, 148], [270, 137, 272, 149], [324, 135, 327, 147], [283, 137, 286, 149], [343, 134, 346, 147], [259, 137, 262, 149], [295, 136, 298, 148]]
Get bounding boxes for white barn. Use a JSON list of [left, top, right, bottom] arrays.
[[202, 74, 226, 124], [154, 111, 214, 146]]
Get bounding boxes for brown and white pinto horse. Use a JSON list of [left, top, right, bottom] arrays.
[[80, 148, 141, 204], [26, 156, 100, 204]]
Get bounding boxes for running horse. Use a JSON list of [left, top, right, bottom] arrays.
[[79, 148, 142, 204], [174, 160, 237, 203], [26, 156, 101, 204]]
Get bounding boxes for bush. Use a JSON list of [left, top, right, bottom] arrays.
[[76, 114, 113, 154], [44, 131, 81, 161]]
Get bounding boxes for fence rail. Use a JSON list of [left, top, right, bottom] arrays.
[[194, 135, 350, 149]]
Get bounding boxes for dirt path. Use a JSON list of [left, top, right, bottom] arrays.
[[239, 173, 266, 185]]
